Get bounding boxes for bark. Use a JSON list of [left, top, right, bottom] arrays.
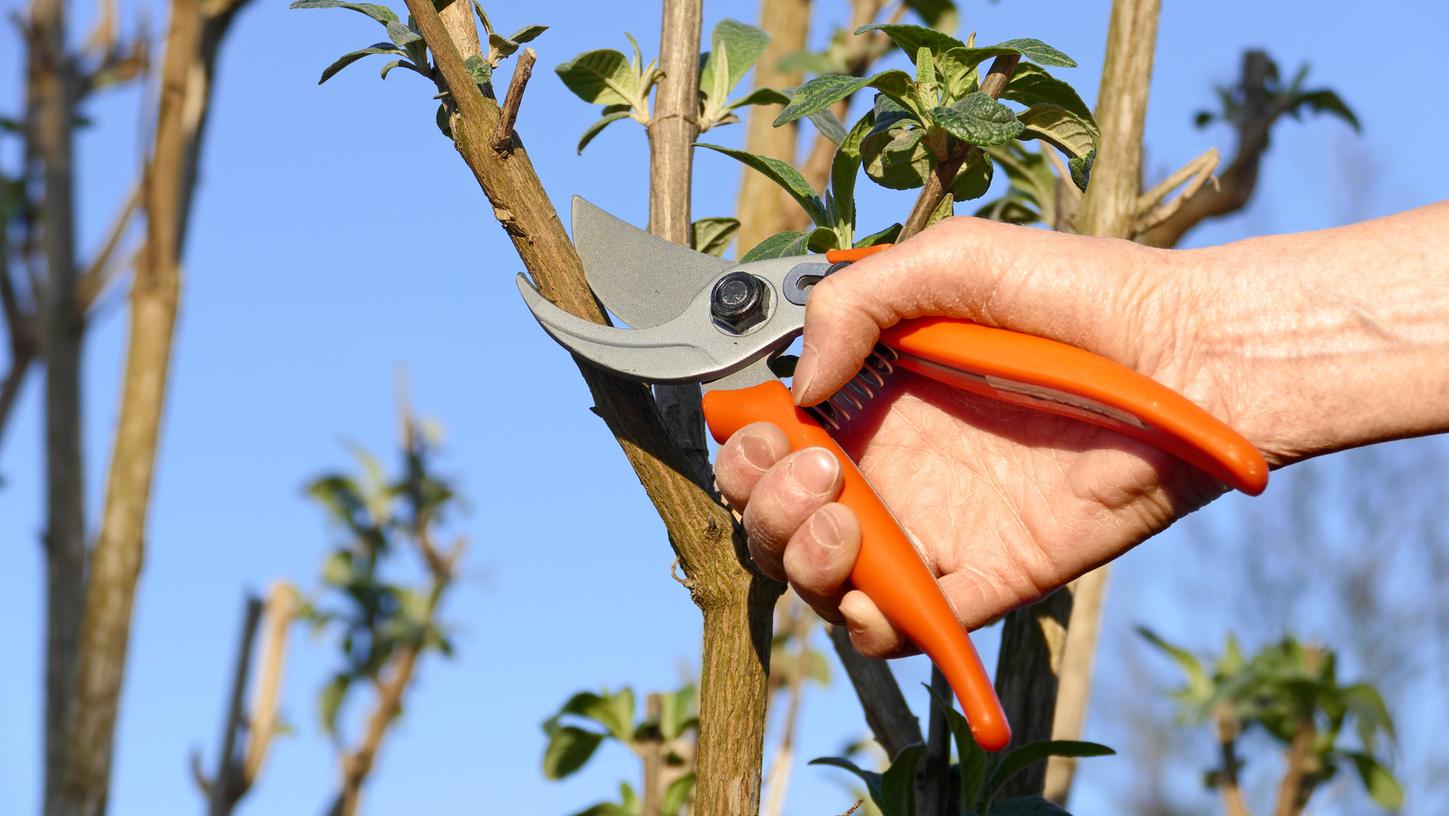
[[1213, 705, 1251, 816], [733, 0, 810, 253], [55, 0, 229, 810], [1037, 0, 1161, 805], [828, 626, 921, 758], [28, 0, 87, 810], [1271, 719, 1317, 816], [1041, 572, 1108, 803], [398, 3, 784, 813], [647, 0, 709, 482], [206, 595, 263, 816], [1137, 50, 1280, 248], [991, 591, 1072, 798]]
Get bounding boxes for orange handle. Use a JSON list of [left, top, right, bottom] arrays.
[[882, 318, 1268, 494], [702, 380, 1012, 751]]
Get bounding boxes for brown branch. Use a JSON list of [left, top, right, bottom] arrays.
[[1037, 1, 1161, 807], [1138, 50, 1282, 248], [762, 599, 813, 816], [1213, 704, 1251, 816], [1271, 718, 1318, 816], [734, 0, 812, 253], [204, 594, 263, 816], [242, 581, 296, 787], [0, 252, 37, 451], [397, 3, 783, 814], [648, 0, 709, 482], [899, 55, 1019, 240], [829, 625, 922, 759], [992, 591, 1071, 799], [28, 0, 88, 812], [916, 668, 953, 816], [1042, 572, 1108, 803], [492, 47, 535, 152]]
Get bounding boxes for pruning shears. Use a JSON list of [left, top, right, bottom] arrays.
[[517, 198, 1269, 751]]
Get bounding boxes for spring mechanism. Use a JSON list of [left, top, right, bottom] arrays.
[[805, 344, 900, 431]]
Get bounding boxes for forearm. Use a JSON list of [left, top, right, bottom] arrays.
[[1182, 202, 1449, 466]]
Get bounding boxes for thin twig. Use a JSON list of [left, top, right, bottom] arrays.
[[1133, 148, 1219, 235], [76, 181, 141, 313], [492, 47, 535, 152], [1213, 704, 1252, 816]]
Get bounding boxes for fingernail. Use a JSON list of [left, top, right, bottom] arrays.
[[739, 432, 774, 471], [792, 448, 838, 496], [809, 507, 841, 550], [792, 341, 818, 405]]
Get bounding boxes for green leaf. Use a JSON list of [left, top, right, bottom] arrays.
[[728, 87, 791, 111], [464, 54, 492, 85], [915, 46, 936, 89], [696, 143, 826, 225], [773, 70, 914, 126], [1137, 626, 1212, 704], [290, 0, 399, 26], [1294, 89, 1360, 132], [951, 149, 993, 200], [318, 43, 406, 84], [1004, 64, 1094, 124], [808, 108, 848, 145], [854, 23, 964, 62], [988, 796, 1072, 815], [993, 38, 1076, 68], [378, 59, 409, 79], [435, 102, 452, 138], [984, 741, 1114, 806], [690, 218, 740, 257], [556, 49, 640, 107], [576, 108, 632, 154], [741, 230, 808, 261], [853, 223, 901, 248], [809, 756, 883, 806], [320, 672, 351, 736], [930, 92, 1023, 147], [975, 195, 1040, 225], [1069, 147, 1095, 191], [862, 126, 933, 190], [1018, 104, 1095, 159], [830, 111, 876, 234], [322, 550, 355, 587], [1345, 751, 1404, 810], [806, 225, 840, 253], [659, 684, 697, 740], [778, 50, 836, 75], [700, 19, 771, 103], [878, 744, 924, 816], [489, 31, 522, 59], [1341, 682, 1396, 745], [385, 21, 420, 48], [662, 772, 694, 815], [508, 24, 547, 44], [926, 192, 954, 227], [542, 725, 605, 779], [902, 0, 958, 29], [558, 688, 636, 742]]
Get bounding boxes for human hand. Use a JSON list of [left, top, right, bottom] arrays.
[[714, 215, 1253, 658]]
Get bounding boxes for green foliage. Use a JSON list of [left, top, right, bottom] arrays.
[[689, 217, 740, 257], [558, 19, 782, 154], [301, 417, 462, 741], [811, 688, 1111, 815], [1140, 629, 1403, 811], [542, 683, 700, 815], [1194, 57, 1359, 134]]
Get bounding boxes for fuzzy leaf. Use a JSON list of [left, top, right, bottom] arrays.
[[290, 0, 398, 25], [1018, 104, 1095, 158], [878, 744, 925, 816], [830, 111, 876, 232], [984, 741, 1114, 806], [1345, 751, 1404, 809], [697, 143, 826, 225], [318, 43, 406, 84], [854, 223, 901, 248], [320, 673, 351, 736], [385, 21, 420, 47], [662, 772, 694, 815], [741, 231, 808, 261], [926, 684, 987, 809], [489, 31, 521, 59], [950, 148, 993, 200], [1005, 64, 1093, 123], [542, 725, 605, 780], [992, 37, 1076, 67], [690, 218, 740, 257], [556, 49, 640, 107], [1293, 89, 1360, 131], [809, 756, 883, 806], [700, 19, 771, 103], [659, 684, 697, 740], [1138, 626, 1212, 704], [930, 92, 1023, 147], [464, 54, 492, 85], [854, 23, 963, 61], [773, 70, 914, 126], [862, 126, 932, 190], [509, 24, 547, 44], [808, 108, 848, 145], [728, 87, 791, 110], [576, 108, 631, 154]]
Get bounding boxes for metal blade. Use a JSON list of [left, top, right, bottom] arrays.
[[516, 272, 803, 384], [573, 196, 732, 328]]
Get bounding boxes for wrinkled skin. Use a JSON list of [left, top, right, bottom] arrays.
[[714, 215, 1246, 659]]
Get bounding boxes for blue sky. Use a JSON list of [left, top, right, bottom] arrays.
[[2, 0, 1447, 814]]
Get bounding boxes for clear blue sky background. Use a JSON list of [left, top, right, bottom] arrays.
[[3, 0, 1447, 814]]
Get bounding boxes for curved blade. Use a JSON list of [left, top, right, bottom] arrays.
[[573, 196, 732, 328], [516, 273, 802, 384]]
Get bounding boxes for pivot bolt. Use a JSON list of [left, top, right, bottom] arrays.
[[710, 271, 769, 334]]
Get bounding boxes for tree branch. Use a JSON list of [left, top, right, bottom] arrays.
[[900, 55, 1019, 240], [734, 0, 811, 253], [492, 47, 535, 152], [916, 668, 953, 816], [398, 2, 783, 813], [1038, 1, 1161, 807], [992, 591, 1071, 798], [205, 594, 263, 816], [75, 182, 141, 314], [1213, 704, 1251, 816]]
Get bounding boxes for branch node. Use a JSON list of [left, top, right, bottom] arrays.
[[669, 557, 694, 589], [492, 47, 535, 153]]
